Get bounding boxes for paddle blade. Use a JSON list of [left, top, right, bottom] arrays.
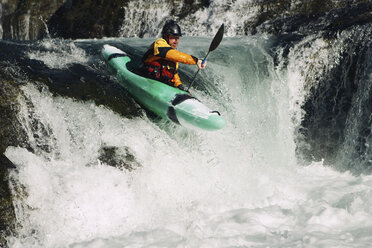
[[209, 24, 224, 52]]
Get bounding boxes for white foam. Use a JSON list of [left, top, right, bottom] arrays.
[[27, 40, 91, 69], [5, 36, 372, 248]]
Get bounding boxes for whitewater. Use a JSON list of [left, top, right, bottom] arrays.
[[3, 35, 372, 247]]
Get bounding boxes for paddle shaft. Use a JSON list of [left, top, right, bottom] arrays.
[[186, 51, 210, 91], [186, 24, 224, 91]]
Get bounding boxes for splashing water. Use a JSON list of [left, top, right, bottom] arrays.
[[27, 40, 91, 69], [3, 35, 372, 248]]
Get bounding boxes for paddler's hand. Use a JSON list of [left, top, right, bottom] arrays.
[[197, 59, 207, 70]]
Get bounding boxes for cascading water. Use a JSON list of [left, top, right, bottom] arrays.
[[119, 0, 262, 38], [2, 32, 372, 247]]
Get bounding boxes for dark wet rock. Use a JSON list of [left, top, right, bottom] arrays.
[[0, 0, 131, 40], [1, 0, 369, 40], [98, 146, 141, 171], [297, 44, 359, 163], [0, 154, 16, 248], [47, 0, 129, 39], [172, 0, 210, 20], [47, 0, 210, 39], [295, 24, 372, 172], [0, 79, 30, 155], [250, 0, 372, 171], [25, 62, 144, 119], [1, 0, 65, 40], [244, 0, 292, 35], [0, 40, 143, 120], [0, 77, 32, 247], [257, 1, 372, 37]]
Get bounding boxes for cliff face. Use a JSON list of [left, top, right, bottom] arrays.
[[0, 78, 26, 247], [47, 0, 129, 39], [0, 154, 16, 248], [0, 0, 211, 40], [1, 0, 65, 40], [0, 0, 125, 40], [259, 1, 371, 37], [1, 0, 369, 40]]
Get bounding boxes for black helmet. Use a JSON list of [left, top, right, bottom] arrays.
[[162, 20, 182, 37]]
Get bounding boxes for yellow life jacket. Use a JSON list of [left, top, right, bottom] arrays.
[[143, 38, 198, 87]]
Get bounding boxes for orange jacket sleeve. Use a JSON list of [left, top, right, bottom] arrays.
[[147, 38, 198, 65], [165, 49, 198, 65]]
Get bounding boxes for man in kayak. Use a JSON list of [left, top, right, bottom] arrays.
[[142, 20, 206, 91]]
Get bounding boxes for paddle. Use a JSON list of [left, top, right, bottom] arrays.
[[186, 23, 225, 91]]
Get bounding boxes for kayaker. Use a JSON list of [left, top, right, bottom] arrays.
[[142, 20, 206, 91]]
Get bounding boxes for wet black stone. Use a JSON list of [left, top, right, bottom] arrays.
[[27, 62, 144, 119], [1, 0, 65, 40], [98, 146, 141, 171], [47, 0, 129, 39], [296, 24, 372, 173], [0, 79, 30, 155], [258, 1, 372, 37], [0, 154, 16, 248]]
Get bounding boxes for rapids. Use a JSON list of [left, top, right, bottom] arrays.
[[2, 35, 372, 247]]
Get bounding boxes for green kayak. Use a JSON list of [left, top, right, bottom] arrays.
[[101, 44, 226, 131]]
